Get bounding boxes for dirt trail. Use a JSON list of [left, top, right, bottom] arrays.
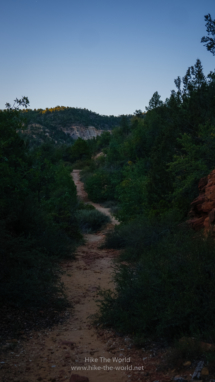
[[72, 170, 119, 226], [0, 170, 127, 382]]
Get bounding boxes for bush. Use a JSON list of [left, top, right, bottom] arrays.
[[77, 201, 96, 210], [84, 170, 112, 202], [0, 207, 68, 308], [71, 158, 95, 171], [97, 228, 215, 340], [101, 200, 119, 215], [0, 108, 81, 309], [76, 209, 110, 233], [68, 138, 91, 162], [85, 168, 121, 202], [103, 212, 181, 261]]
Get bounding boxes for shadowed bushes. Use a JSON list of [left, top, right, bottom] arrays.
[[76, 209, 110, 233], [103, 212, 181, 261], [97, 225, 215, 340], [0, 105, 81, 309]]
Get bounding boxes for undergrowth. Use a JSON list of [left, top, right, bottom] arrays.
[[76, 209, 110, 233], [97, 223, 215, 341]]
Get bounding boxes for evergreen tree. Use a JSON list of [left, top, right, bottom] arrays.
[[201, 14, 215, 55]]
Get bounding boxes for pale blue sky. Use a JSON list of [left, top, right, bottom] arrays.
[[1, 0, 215, 115]]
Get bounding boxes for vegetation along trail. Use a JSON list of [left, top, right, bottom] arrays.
[[0, 170, 178, 382], [0, 170, 127, 382]]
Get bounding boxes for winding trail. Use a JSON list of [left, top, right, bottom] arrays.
[[72, 170, 119, 226]]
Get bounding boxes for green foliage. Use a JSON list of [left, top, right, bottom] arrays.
[[145, 91, 163, 111], [83, 59, 215, 342], [19, 106, 124, 148], [85, 59, 215, 220], [67, 138, 91, 162], [103, 211, 181, 261], [76, 209, 110, 233], [77, 201, 96, 210], [85, 168, 122, 202], [201, 13, 215, 55], [88, 131, 112, 155], [23, 106, 122, 130], [97, 228, 215, 339], [166, 338, 202, 365], [115, 161, 148, 221], [0, 104, 81, 308], [168, 122, 215, 211]]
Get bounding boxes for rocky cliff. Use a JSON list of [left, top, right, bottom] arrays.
[[20, 123, 109, 147], [187, 169, 215, 233], [61, 125, 109, 140]]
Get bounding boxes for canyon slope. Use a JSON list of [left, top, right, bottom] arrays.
[[19, 106, 126, 147]]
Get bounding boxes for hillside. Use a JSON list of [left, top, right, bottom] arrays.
[[20, 106, 124, 147]]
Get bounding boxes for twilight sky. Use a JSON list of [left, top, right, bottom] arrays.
[[1, 0, 215, 115]]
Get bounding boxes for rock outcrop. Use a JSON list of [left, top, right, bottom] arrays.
[[62, 125, 109, 140], [20, 123, 110, 146], [187, 169, 215, 233]]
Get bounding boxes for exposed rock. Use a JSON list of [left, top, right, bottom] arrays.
[[187, 169, 215, 234], [192, 360, 204, 380], [70, 375, 89, 382], [62, 125, 109, 140], [22, 123, 111, 147]]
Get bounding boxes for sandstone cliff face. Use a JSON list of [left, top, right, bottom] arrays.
[[26, 124, 109, 141], [61, 125, 109, 140], [188, 169, 215, 233]]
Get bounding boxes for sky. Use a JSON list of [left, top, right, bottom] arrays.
[[1, 0, 215, 116]]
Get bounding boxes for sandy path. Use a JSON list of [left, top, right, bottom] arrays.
[[0, 170, 127, 382], [72, 170, 119, 226]]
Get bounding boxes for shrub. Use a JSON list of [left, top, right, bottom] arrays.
[[84, 167, 122, 203], [76, 209, 110, 233], [103, 212, 180, 261], [165, 338, 202, 367], [101, 200, 119, 215], [0, 207, 68, 308], [68, 138, 91, 162], [84, 170, 112, 202], [97, 228, 215, 340], [77, 201, 95, 210], [0, 108, 81, 309]]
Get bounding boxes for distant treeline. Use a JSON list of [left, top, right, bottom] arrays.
[[22, 106, 125, 130]]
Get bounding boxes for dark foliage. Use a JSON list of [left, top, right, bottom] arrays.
[[201, 14, 215, 55], [97, 228, 215, 339], [83, 58, 215, 341], [76, 209, 110, 233], [0, 103, 81, 309]]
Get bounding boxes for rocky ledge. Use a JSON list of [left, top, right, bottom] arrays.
[[187, 169, 215, 233]]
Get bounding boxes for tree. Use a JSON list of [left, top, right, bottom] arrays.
[[145, 91, 163, 111], [68, 138, 91, 162], [134, 109, 143, 117], [201, 14, 215, 55], [5, 96, 30, 110]]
